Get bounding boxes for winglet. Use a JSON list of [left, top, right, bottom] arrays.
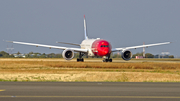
[[84, 15, 88, 40]]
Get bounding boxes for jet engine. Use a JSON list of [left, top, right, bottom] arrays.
[[121, 50, 132, 61], [62, 49, 74, 60]]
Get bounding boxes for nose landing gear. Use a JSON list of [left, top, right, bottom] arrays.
[[102, 56, 112, 62], [103, 58, 112, 62]]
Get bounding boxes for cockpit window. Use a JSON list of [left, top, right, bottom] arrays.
[[101, 45, 109, 47]]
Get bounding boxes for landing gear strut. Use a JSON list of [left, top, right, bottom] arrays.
[[77, 52, 84, 62], [102, 56, 112, 62]]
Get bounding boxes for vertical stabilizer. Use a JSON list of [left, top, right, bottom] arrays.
[[84, 15, 88, 40]]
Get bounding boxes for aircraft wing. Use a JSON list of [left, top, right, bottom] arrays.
[[6, 41, 88, 53], [112, 42, 171, 52], [56, 41, 80, 46]]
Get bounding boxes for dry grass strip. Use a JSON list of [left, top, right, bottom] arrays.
[[0, 72, 180, 82], [0, 59, 180, 82]]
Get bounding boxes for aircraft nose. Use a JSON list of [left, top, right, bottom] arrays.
[[104, 49, 108, 54], [103, 48, 111, 56]]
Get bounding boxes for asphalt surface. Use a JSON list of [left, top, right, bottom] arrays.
[[0, 82, 180, 101]]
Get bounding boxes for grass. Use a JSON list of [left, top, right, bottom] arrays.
[[0, 58, 180, 82], [1, 60, 179, 69]]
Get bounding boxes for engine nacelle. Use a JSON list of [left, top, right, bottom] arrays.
[[62, 49, 74, 60], [121, 50, 132, 61]]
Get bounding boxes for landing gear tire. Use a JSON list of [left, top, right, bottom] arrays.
[[102, 59, 112, 62], [109, 59, 112, 62], [103, 59, 107, 62], [77, 52, 84, 62], [77, 58, 84, 62]]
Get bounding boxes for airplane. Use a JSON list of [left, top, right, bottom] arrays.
[[6, 15, 171, 62]]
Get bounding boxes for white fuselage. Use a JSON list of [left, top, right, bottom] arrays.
[[80, 39, 97, 56]]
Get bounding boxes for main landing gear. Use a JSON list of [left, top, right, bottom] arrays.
[[102, 56, 112, 62], [77, 52, 84, 62]]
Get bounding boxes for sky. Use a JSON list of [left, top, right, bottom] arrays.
[[0, 0, 180, 57]]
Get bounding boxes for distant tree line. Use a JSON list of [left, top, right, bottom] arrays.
[[0, 51, 175, 58], [0, 51, 14, 58], [24, 52, 62, 58], [132, 52, 174, 58]]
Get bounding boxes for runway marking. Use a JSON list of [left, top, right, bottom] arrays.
[[0, 90, 5, 92], [0, 96, 180, 98]]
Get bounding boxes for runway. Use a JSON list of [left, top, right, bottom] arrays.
[[0, 82, 180, 101]]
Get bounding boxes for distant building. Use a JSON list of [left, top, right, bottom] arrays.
[[135, 56, 144, 59], [13, 54, 26, 58]]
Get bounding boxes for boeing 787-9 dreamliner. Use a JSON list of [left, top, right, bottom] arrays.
[[7, 15, 171, 62]]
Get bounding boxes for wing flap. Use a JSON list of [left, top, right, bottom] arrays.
[[56, 41, 80, 46]]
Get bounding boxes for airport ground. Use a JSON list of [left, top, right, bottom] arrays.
[[1, 58, 180, 101], [0, 82, 180, 101], [0, 58, 180, 82]]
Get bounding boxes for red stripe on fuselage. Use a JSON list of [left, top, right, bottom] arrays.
[[91, 39, 112, 57]]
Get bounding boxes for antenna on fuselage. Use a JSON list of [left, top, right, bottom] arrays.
[[84, 15, 88, 40]]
